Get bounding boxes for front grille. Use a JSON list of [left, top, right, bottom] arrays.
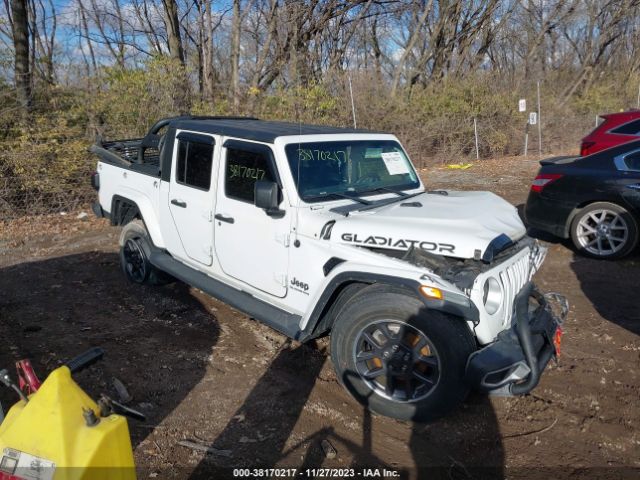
[[498, 246, 546, 326]]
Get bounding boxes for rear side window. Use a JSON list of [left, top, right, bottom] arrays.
[[225, 148, 276, 203], [176, 139, 214, 190], [623, 151, 640, 170], [611, 119, 640, 136]]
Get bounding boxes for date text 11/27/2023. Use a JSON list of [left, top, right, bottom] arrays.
[[232, 468, 401, 478]]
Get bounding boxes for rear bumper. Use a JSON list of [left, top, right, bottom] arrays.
[[524, 193, 572, 238], [465, 283, 567, 396]]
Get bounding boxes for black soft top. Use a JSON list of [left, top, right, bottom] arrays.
[[170, 117, 378, 143]]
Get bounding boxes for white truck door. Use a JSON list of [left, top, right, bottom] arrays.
[[168, 131, 216, 266], [213, 139, 290, 298]]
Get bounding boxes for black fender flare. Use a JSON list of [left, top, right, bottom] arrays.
[[300, 271, 479, 341], [110, 195, 142, 227]]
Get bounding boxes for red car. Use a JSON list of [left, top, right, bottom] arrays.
[[580, 110, 640, 156]]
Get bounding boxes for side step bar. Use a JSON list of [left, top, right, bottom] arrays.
[[149, 252, 303, 340]]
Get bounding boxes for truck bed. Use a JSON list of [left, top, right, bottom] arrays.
[[91, 138, 161, 177]]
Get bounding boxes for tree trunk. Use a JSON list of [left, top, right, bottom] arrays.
[[78, 0, 97, 74], [162, 0, 189, 113], [231, 0, 241, 113], [163, 0, 185, 65], [203, 0, 214, 102], [11, 0, 31, 112]]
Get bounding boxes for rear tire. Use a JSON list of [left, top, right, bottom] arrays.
[[119, 220, 171, 285], [570, 202, 638, 259], [330, 284, 476, 422]]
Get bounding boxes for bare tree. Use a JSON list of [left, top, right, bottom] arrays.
[[231, 0, 242, 111], [390, 0, 434, 96], [561, 0, 640, 102], [162, 0, 184, 65], [27, 0, 57, 84], [10, 0, 31, 112], [162, 0, 190, 112]]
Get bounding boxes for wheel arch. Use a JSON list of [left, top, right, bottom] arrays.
[[564, 198, 631, 237], [300, 272, 477, 341], [110, 193, 165, 249]]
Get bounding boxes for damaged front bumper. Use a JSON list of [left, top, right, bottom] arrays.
[[465, 282, 567, 396]]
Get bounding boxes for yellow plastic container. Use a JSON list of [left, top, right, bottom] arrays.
[[0, 366, 135, 480]]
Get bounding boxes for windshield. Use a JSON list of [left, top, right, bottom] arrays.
[[285, 140, 421, 202]]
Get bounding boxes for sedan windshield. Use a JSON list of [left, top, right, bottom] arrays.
[[285, 140, 421, 202]]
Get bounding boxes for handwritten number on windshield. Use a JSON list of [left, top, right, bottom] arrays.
[[296, 148, 347, 163]]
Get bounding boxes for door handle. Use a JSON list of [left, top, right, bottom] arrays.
[[214, 214, 235, 224], [626, 183, 640, 190], [171, 199, 187, 208]]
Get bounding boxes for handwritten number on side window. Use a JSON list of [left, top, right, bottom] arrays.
[[229, 163, 266, 180]]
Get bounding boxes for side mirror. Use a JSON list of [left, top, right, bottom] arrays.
[[254, 180, 284, 218]]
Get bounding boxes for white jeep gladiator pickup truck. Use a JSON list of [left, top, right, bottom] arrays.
[[90, 116, 567, 421]]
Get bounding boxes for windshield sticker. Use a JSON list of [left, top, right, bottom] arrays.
[[364, 148, 383, 158], [380, 151, 410, 175]]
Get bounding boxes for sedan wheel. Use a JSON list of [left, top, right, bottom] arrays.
[[571, 202, 639, 259], [576, 209, 628, 255]]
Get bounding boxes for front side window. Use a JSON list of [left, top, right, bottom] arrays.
[[225, 148, 276, 203], [176, 139, 213, 190], [611, 119, 640, 136], [285, 140, 420, 202]]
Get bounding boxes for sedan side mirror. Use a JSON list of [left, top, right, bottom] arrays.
[[254, 180, 284, 218]]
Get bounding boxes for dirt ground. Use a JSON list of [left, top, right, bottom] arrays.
[[1, 155, 639, 479]]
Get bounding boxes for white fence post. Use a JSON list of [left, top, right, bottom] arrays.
[[537, 81, 542, 156], [348, 76, 357, 129], [473, 117, 479, 160]]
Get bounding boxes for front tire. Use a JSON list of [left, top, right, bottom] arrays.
[[570, 202, 638, 259], [330, 285, 476, 422], [119, 220, 170, 285]]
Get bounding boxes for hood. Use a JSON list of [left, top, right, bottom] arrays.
[[329, 191, 526, 260]]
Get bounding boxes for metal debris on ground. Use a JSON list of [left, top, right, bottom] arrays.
[[177, 440, 232, 457], [321, 439, 337, 459], [112, 377, 133, 404]]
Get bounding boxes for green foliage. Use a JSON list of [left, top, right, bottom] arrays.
[[342, 75, 524, 161], [89, 56, 191, 138], [0, 98, 93, 215], [256, 83, 343, 125], [571, 81, 631, 115]]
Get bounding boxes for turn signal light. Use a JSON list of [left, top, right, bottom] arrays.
[[420, 286, 443, 300], [531, 174, 563, 193], [553, 326, 563, 357]]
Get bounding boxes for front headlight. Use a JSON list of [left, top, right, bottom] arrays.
[[483, 277, 503, 314]]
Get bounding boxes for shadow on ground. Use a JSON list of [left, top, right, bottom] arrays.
[[520, 199, 640, 336], [0, 252, 504, 479], [189, 306, 504, 479], [570, 252, 640, 336], [0, 252, 220, 450]]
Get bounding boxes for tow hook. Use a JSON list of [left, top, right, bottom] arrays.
[[543, 292, 569, 325], [543, 292, 568, 359]]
